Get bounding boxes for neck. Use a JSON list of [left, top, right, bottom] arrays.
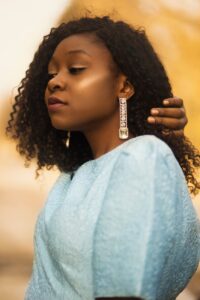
[[83, 114, 134, 159]]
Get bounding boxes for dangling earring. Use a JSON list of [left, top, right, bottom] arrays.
[[119, 97, 129, 139], [66, 130, 71, 148]]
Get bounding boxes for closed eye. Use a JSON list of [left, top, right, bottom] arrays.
[[69, 67, 86, 74], [47, 67, 86, 81], [47, 73, 56, 81]]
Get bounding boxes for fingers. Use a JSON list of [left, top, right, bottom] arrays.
[[163, 97, 184, 108], [147, 116, 185, 130], [150, 107, 185, 119], [147, 96, 188, 130]]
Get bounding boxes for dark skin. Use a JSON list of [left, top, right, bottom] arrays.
[[45, 33, 187, 299], [45, 33, 187, 160], [45, 33, 135, 159], [148, 97, 187, 136]]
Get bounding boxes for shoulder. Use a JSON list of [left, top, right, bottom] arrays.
[[116, 135, 185, 183], [123, 134, 173, 159]]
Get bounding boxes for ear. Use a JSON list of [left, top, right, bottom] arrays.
[[118, 75, 135, 100]]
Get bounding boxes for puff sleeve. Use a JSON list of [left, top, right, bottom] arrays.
[[93, 137, 200, 300]]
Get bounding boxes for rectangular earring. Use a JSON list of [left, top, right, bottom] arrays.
[[119, 97, 129, 139]]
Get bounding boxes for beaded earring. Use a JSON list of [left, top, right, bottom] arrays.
[[119, 97, 129, 139]]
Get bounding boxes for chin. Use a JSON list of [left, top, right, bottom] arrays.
[[49, 114, 84, 131], [49, 118, 68, 131], [52, 124, 67, 131]]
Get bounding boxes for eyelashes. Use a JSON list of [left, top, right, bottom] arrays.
[[69, 67, 86, 74], [47, 67, 86, 80], [47, 74, 56, 81]]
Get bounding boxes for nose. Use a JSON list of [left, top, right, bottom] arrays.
[[47, 72, 67, 92]]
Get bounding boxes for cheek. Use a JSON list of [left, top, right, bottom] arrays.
[[44, 71, 118, 131], [72, 72, 117, 116]]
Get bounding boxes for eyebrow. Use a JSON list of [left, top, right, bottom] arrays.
[[50, 49, 91, 63], [66, 49, 91, 56]]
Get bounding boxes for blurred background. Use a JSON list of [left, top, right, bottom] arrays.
[[0, 0, 200, 299]]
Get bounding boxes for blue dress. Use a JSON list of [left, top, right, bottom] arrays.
[[25, 135, 200, 300]]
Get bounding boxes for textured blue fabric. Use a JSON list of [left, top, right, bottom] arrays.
[[25, 135, 200, 300]]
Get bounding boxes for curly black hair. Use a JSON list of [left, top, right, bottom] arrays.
[[6, 15, 200, 195]]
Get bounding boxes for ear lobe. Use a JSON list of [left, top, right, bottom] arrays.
[[126, 80, 135, 99], [120, 79, 135, 100], [117, 74, 135, 99]]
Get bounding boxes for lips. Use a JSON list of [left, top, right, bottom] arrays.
[[48, 96, 65, 105], [47, 96, 68, 112]]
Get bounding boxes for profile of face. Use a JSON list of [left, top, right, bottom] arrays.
[[44, 33, 132, 132]]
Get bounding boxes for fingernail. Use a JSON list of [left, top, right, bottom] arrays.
[[151, 109, 159, 115], [147, 117, 156, 124], [163, 100, 169, 105]]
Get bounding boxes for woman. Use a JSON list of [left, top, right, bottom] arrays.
[[7, 16, 200, 300]]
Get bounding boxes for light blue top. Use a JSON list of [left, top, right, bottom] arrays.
[[25, 135, 200, 300]]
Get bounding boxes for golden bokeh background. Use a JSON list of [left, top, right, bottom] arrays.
[[0, 0, 200, 299]]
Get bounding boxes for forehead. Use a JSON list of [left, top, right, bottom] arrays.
[[49, 33, 113, 63]]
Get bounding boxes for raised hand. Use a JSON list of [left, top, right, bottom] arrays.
[[147, 97, 187, 135]]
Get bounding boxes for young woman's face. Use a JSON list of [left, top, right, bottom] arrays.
[[44, 33, 122, 131]]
